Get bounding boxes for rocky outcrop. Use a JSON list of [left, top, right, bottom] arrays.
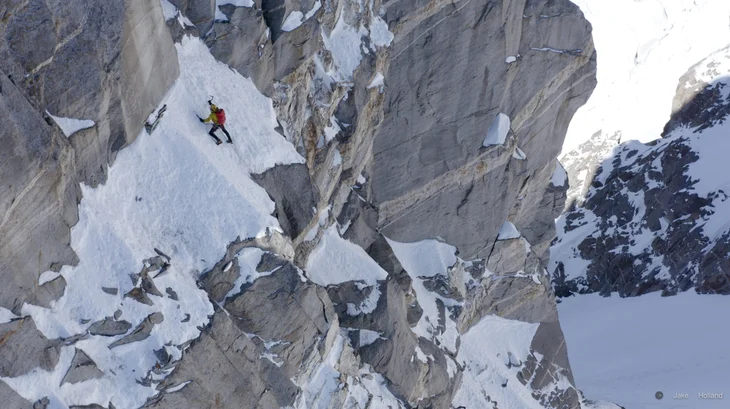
[[552, 46, 730, 297], [0, 0, 178, 315], [1, 0, 596, 407]]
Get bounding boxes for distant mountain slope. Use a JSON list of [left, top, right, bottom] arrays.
[[551, 45, 730, 297]]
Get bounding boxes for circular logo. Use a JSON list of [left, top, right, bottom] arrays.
[[655, 391, 664, 400]]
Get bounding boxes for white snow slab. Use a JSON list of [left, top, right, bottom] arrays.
[[562, 0, 730, 155], [483, 113, 511, 146], [497, 221, 521, 240], [559, 291, 730, 409], [280, 1, 321, 32], [7, 37, 301, 409], [505, 55, 517, 64], [386, 238, 461, 353], [452, 315, 541, 408], [47, 113, 95, 137], [369, 16, 393, 48], [551, 159, 567, 187], [367, 72, 385, 89], [306, 226, 388, 286]]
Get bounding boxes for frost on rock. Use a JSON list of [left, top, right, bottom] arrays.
[[497, 221, 521, 240], [47, 112, 95, 137], [451, 315, 542, 409], [5, 37, 302, 409], [483, 113, 511, 146], [386, 238, 461, 353]]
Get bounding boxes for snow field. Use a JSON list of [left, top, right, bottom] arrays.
[[559, 292, 730, 409], [6, 36, 302, 409]]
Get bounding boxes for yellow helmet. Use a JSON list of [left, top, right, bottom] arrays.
[[210, 104, 218, 112]]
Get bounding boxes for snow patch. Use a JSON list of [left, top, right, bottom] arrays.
[[47, 112, 95, 137], [551, 159, 567, 187], [358, 329, 383, 347], [367, 72, 385, 89], [306, 226, 388, 286], [281, 1, 321, 32], [483, 113, 511, 146], [386, 238, 461, 353], [506, 55, 517, 64], [498, 221, 521, 240]]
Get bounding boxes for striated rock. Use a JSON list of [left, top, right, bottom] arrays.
[[149, 309, 298, 408], [0, 317, 60, 377], [0, 0, 178, 314], [61, 348, 105, 385]]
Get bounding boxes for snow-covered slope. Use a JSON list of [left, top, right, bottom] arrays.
[[551, 4, 730, 408], [551, 46, 730, 297], [2, 37, 302, 409], [560, 292, 730, 409]]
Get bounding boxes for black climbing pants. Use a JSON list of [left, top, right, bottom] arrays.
[[209, 124, 232, 143]]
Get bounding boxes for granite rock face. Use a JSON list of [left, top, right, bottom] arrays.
[[552, 46, 730, 297], [1, 0, 596, 407], [0, 0, 178, 315]]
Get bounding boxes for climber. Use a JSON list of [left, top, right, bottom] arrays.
[[198, 100, 232, 145]]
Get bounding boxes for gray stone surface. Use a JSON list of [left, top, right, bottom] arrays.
[[149, 309, 298, 409], [87, 318, 133, 336], [1, 0, 598, 407], [61, 348, 105, 385], [252, 164, 319, 239], [372, 0, 596, 259], [223, 262, 335, 378], [0, 317, 60, 377], [109, 312, 164, 349], [0, 0, 178, 315]]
